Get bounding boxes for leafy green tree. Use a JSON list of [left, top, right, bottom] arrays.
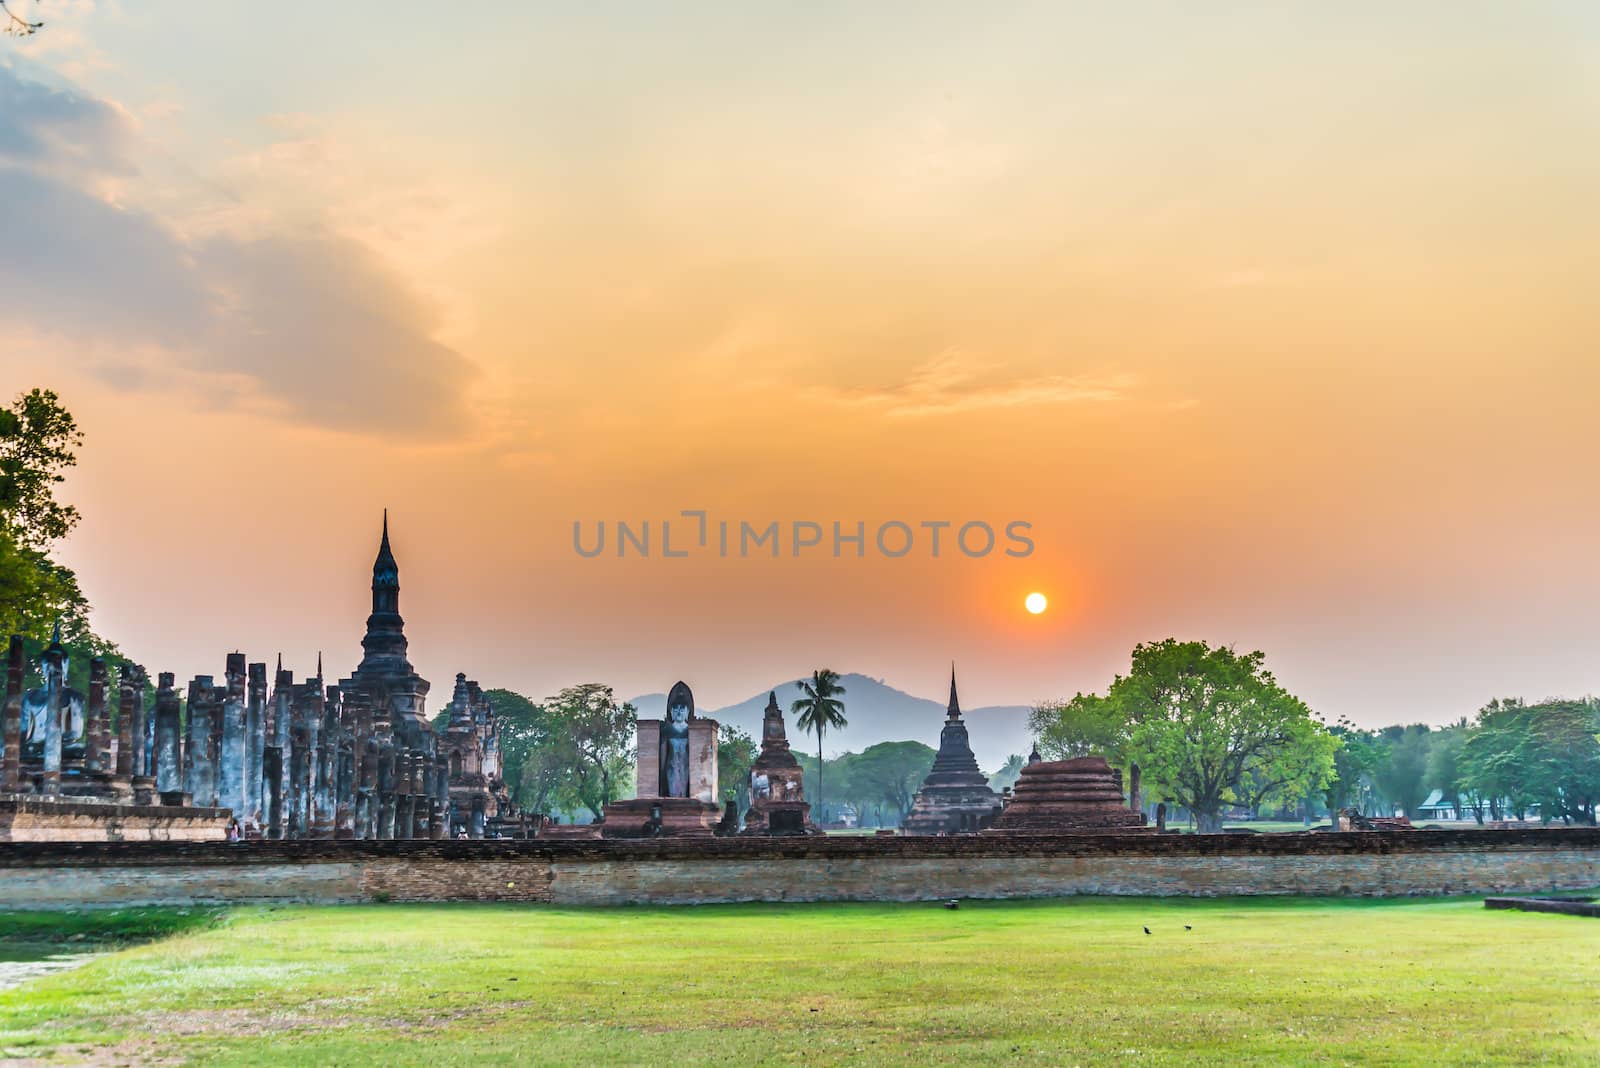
[[1036, 639, 1336, 833], [0, 388, 83, 550], [1029, 693, 1127, 764], [1323, 721, 1382, 820], [1426, 722, 1468, 820], [1372, 725, 1433, 818], [988, 752, 1025, 794], [1462, 698, 1600, 824], [717, 724, 756, 811], [1461, 699, 1537, 821], [541, 683, 635, 820], [0, 388, 133, 695], [518, 735, 574, 819], [481, 688, 552, 806], [792, 668, 847, 823], [850, 740, 936, 824]]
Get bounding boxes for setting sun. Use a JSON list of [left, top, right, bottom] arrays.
[[1025, 592, 1048, 615]]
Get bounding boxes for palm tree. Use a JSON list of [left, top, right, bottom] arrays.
[[792, 669, 848, 825]]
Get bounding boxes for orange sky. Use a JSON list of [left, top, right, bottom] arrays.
[[2, 4, 1597, 728]]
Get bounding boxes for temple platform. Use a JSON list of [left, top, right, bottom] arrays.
[[0, 794, 230, 842], [986, 756, 1151, 834], [598, 797, 722, 838]]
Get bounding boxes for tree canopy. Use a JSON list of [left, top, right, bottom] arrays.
[[1032, 639, 1336, 832]]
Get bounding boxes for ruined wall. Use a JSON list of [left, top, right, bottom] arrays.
[[1, 829, 1595, 909], [0, 796, 230, 843]]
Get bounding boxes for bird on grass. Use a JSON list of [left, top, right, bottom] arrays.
[[1143, 926, 1151, 935], [944, 899, 961, 910], [1184, 924, 1193, 930]]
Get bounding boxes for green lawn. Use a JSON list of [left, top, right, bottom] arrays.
[[1, 896, 1594, 1066]]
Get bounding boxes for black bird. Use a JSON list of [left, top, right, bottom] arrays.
[[1184, 925, 1192, 930], [1143, 926, 1151, 935], [944, 899, 961, 910]]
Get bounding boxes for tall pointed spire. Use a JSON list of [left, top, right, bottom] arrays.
[[947, 663, 961, 719], [373, 509, 398, 579], [48, 618, 63, 651]]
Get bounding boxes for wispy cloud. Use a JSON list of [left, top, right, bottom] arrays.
[[0, 65, 476, 439], [814, 352, 1135, 418]]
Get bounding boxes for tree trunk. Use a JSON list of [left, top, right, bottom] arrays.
[[816, 731, 824, 826], [1195, 809, 1225, 834]]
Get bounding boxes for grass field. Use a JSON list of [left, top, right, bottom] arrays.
[[0, 896, 1594, 1066]]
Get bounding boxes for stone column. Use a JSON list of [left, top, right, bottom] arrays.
[[245, 662, 267, 830], [84, 659, 106, 775], [115, 666, 136, 779], [376, 731, 396, 840], [312, 685, 339, 839], [271, 660, 294, 829], [208, 683, 225, 806], [218, 654, 247, 820], [122, 665, 154, 804], [1128, 763, 1142, 816], [263, 746, 284, 838], [183, 677, 217, 806], [434, 760, 449, 840], [153, 672, 183, 798], [1156, 802, 1167, 833], [40, 646, 63, 796], [1, 636, 22, 792]]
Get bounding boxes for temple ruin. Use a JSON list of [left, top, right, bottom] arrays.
[[741, 691, 817, 835], [0, 515, 522, 841], [985, 749, 1151, 834], [901, 670, 1003, 834], [553, 680, 723, 838]]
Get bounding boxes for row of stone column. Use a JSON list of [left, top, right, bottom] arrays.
[[174, 655, 451, 840], [1, 635, 152, 802], [2, 635, 452, 840]]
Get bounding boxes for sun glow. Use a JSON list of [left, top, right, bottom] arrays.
[[1024, 592, 1048, 615]]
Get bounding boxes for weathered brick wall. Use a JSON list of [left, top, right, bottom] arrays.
[[1, 830, 1595, 908], [0, 796, 229, 843]]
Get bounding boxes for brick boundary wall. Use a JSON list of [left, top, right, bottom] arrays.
[[2, 829, 1596, 908]]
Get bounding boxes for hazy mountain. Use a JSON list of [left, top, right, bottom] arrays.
[[628, 673, 1032, 773]]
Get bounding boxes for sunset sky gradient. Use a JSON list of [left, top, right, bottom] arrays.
[[2, 3, 1596, 729]]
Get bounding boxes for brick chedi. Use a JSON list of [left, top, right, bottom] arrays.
[[741, 692, 818, 835], [985, 750, 1151, 834], [902, 670, 1002, 835], [338, 512, 446, 840], [441, 674, 508, 838]]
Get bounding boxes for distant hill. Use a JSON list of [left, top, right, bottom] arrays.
[[628, 673, 1032, 773]]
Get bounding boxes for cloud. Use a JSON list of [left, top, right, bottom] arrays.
[[814, 351, 1135, 418], [0, 65, 474, 439], [0, 61, 131, 179]]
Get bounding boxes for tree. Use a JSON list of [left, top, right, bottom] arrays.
[[0, 389, 131, 695], [481, 688, 552, 806], [1426, 722, 1468, 820], [717, 724, 756, 811], [542, 684, 635, 820], [0, 389, 84, 551], [792, 668, 847, 823], [1323, 720, 1381, 821], [987, 752, 1025, 794], [2, 1, 43, 37], [1035, 639, 1336, 833], [851, 740, 936, 824], [1462, 698, 1600, 825], [1029, 693, 1127, 764], [1372, 725, 1433, 819]]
